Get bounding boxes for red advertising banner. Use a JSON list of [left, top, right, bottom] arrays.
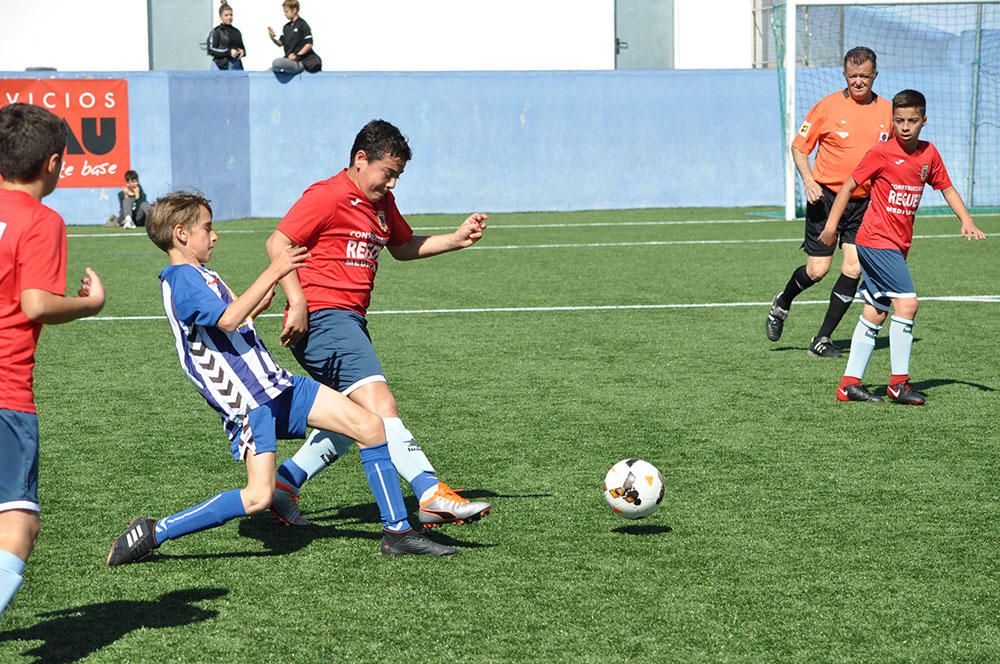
[[0, 79, 130, 187]]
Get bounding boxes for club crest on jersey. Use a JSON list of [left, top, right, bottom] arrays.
[[798, 120, 811, 138], [920, 164, 929, 182], [376, 211, 388, 233], [879, 132, 889, 142]]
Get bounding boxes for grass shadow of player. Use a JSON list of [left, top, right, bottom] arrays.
[[613, 524, 672, 536], [869, 377, 994, 397], [155, 513, 380, 562], [771, 336, 921, 353], [0, 587, 227, 664]]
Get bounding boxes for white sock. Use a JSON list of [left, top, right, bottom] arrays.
[[889, 316, 915, 376], [0, 550, 25, 616], [383, 417, 435, 483], [292, 429, 355, 480], [844, 316, 882, 380]]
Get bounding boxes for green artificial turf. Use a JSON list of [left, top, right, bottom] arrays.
[[2, 207, 998, 662]]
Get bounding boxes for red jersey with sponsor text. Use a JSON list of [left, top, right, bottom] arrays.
[[276, 170, 413, 316], [0, 189, 68, 413], [853, 138, 951, 255]]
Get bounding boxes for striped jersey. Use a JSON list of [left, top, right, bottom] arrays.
[[159, 263, 293, 441]]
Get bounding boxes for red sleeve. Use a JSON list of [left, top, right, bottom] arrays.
[[928, 148, 953, 191], [383, 192, 413, 247], [791, 100, 825, 155], [19, 208, 66, 294], [276, 186, 332, 247], [851, 144, 883, 187]]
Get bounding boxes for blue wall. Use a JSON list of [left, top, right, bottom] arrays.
[[12, 69, 786, 224]]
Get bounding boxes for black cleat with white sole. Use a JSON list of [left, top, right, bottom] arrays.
[[106, 517, 159, 566]]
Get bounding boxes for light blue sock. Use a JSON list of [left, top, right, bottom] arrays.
[[154, 489, 247, 543], [383, 417, 438, 497], [278, 430, 355, 490], [889, 316, 915, 376], [359, 443, 410, 532], [0, 549, 26, 617], [844, 316, 882, 379]]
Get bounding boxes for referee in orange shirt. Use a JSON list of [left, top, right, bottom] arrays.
[[766, 47, 892, 357]]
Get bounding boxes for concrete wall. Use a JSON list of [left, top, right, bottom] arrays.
[[14, 69, 786, 224]]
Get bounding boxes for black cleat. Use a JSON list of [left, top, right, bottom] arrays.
[[381, 528, 459, 557], [808, 335, 843, 358], [766, 293, 788, 342], [106, 517, 159, 566], [887, 381, 926, 405], [836, 384, 883, 403]]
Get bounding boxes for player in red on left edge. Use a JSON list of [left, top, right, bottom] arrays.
[[0, 103, 106, 618]]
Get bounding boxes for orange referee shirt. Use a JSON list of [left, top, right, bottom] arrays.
[[792, 89, 892, 198]]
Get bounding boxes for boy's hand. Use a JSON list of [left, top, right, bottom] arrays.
[[271, 245, 310, 279], [280, 301, 308, 347], [454, 213, 489, 248], [78, 268, 106, 308], [818, 227, 837, 247], [960, 221, 986, 241]]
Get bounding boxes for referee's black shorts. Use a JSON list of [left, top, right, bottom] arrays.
[[802, 185, 869, 257]]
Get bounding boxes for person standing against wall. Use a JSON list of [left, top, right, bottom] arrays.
[[267, 1, 322, 74], [208, 2, 246, 71]]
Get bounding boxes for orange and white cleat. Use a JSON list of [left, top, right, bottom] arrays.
[[418, 483, 491, 528]]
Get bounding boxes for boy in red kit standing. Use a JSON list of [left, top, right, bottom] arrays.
[[820, 89, 986, 404]]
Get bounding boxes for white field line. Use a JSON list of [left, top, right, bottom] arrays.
[[82, 295, 1000, 322], [66, 213, 993, 238]]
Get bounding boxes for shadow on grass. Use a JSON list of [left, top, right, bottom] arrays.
[[770, 336, 917, 353], [612, 524, 672, 536], [869, 377, 994, 397], [0, 587, 227, 664]]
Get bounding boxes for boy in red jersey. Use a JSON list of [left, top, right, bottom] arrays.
[[0, 104, 105, 616], [820, 89, 986, 404], [265, 120, 492, 528]]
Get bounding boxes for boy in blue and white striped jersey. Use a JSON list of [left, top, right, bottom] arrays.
[[106, 192, 457, 564]]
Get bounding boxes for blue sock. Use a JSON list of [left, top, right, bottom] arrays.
[[359, 443, 410, 532], [412, 472, 440, 503], [277, 459, 308, 490], [0, 549, 25, 617], [154, 489, 247, 543]]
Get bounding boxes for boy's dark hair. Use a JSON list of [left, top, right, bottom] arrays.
[[124, 170, 139, 181], [844, 46, 877, 70], [147, 191, 213, 252], [0, 103, 67, 183], [892, 89, 927, 115], [349, 119, 412, 166]]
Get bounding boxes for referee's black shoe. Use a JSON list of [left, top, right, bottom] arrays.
[[808, 335, 843, 358], [765, 293, 788, 342]]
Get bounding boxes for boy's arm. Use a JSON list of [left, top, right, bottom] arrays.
[[21, 267, 105, 324], [818, 177, 859, 247], [216, 245, 308, 332], [940, 186, 986, 241], [266, 230, 310, 346], [388, 213, 488, 261]]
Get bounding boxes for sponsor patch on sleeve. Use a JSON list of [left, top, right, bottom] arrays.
[[798, 120, 811, 138]]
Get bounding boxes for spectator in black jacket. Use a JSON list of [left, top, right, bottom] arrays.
[[208, 2, 245, 71], [267, 1, 322, 74]]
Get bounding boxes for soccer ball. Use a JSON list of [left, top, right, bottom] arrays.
[[603, 458, 664, 519]]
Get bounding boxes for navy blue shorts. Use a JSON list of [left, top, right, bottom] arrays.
[[290, 309, 386, 395], [231, 375, 321, 460], [856, 245, 916, 313], [0, 409, 40, 512]]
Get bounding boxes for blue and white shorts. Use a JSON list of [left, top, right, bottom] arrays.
[[856, 245, 916, 313], [231, 375, 320, 460], [290, 309, 386, 395], [0, 409, 40, 513]]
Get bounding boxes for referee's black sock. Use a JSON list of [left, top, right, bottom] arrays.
[[777, 265, 819, 309], [817, 273, 859, 339]]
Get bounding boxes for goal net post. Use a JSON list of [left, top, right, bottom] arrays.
[[769, 0, 1000, 220]]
